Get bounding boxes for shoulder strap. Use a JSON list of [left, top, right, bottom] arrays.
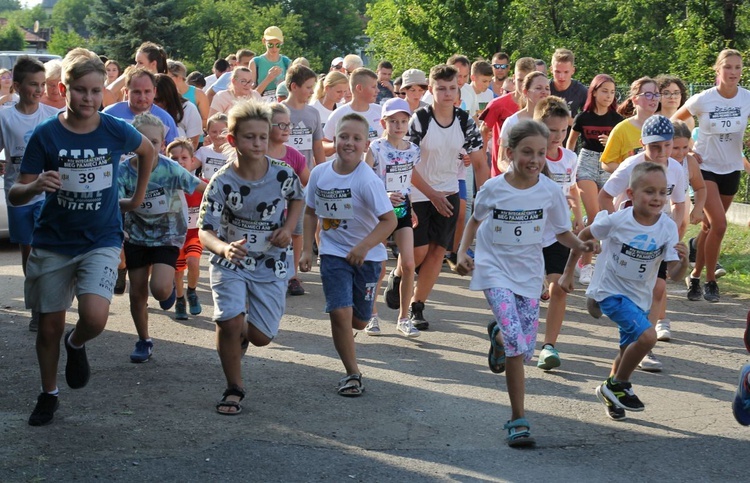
[[415, 106, 432, 137]]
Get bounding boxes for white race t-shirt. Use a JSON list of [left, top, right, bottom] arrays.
[[177, 101, 203, 140], [322, 102, 383, 143], [586, 208, 680, 311], [0, 103, 61, 205], [542, 147, 578, 246], [306, 160, 393, 262], [684, 86, 750, 174], [602, 152, 686, 216], [195, 145, 229, 179], [470, 174, 571, 298], [311, 100, 335, 130]]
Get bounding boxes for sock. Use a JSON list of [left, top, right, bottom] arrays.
[[543, 343, 554, 349], [177, 296, 186, 301], [45, 388, 59, 396], [187, 287, 196, 294]]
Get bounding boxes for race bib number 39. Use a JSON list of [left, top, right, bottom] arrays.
[[491, 208, 544, 245], [315, 187, 353, 219], [59, 163, 113, 193]]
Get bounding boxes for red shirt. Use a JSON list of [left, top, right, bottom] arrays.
[[479, 93, 520, 177]]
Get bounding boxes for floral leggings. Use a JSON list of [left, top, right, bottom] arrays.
[[484, 288, 540, 362]]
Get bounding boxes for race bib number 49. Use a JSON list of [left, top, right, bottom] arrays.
[[491, 208, 544, 245]]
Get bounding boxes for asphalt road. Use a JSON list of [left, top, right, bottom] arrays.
[[1, 241, 749, 482]]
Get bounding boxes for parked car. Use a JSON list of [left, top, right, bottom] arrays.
[[0, 51, 61, 70]]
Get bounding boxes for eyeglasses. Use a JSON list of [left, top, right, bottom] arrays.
[[492, 63, 509, 70], [235, 79, 253, 86], [333, 64, 343, 69], [266, 42, 282, 48], [0, 74, 11, 80], [638, 92, 661, 100], [396, 92, 406, 97], [660, 90, 681, 99], [272, 122, 291, 130]]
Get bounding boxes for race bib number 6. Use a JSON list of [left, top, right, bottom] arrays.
[[491, 209, 544, 245]]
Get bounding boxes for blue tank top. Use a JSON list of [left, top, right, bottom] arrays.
[[253, 54, 291, 96], [183, 85, 196, 106]]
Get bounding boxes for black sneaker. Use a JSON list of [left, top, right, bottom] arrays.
[[409, 301, 429, 330], [688, 237, 696, 265], [384, 269, 401, 310], [64, 329, 90, 389], [686, 276, 702, 301], [595, 384, 626, 420], [599, 377, 645, 411], [28, 393, 59, 426], [704, 281, 720, 303]]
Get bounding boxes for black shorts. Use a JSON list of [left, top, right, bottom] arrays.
[[700, 169, 742, 196], [124, 242, 180, 270], [393, 199, 413, 232], [412, 193, 460, 249], [658, 260, 667, 280], [543, 241, 570, 275]]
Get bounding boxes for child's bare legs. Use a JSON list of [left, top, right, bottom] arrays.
[[330, 307, 367, 380], [648, 279, 666, 327], [412, 242, 446, 304], [448, 198, 467, 260], [290, 233, 303, 285], [542, 273, 566, 346], [576, 179, 598, 267], [38, 294, 111, 391], [394, 228, 416, 321], [186, 257, 200, 289], [370, 259, 386, 319], [128, 263, 175, 340], [505, 355, 527, 425], [611, 327, 657, 382], [175, 269, 186, 299]]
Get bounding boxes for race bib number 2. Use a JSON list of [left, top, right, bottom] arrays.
[[491, 209, 544, 245]]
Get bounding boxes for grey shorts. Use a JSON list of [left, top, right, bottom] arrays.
[[576, 149, 610, 188], [24, 246, 120, 313], [209, 263, 286, 339]]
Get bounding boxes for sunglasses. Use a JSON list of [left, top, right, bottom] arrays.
[[266, 42, 282, 48], [272, 122, 291, 130], [396, 92, 406, 97], [492, 63, 509, 69]]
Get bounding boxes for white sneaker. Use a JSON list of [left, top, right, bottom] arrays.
[[397, 318, 420, 338], [655, 319, 672, 342], [364, 315, 381, 336], [579, 263, 594, 285], [638, 351, 663, 372], [574, 259, 583, 278]]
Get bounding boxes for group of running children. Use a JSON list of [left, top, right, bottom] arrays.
[[4, 46, 750, 449]]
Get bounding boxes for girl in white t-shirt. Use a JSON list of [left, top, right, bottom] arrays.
[[498, 71, 550, 172], [673, 49, 750, 302], [455, 120, 596, 448], [310, 71, 348, 132], [532, 98, 583, 372]]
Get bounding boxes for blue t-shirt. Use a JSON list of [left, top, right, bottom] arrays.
[[20, 113, 143, 256], [102, 102, 179, 144], [118, 154, 201, 248]]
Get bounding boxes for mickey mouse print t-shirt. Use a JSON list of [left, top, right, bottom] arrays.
[[198, 156, 304, 281]]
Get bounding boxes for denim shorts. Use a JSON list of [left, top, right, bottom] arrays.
[[576, 149, 610, 188], [320, 255, 380, 321], [598, 294, 652, 347], [7, 200, 42, 245]]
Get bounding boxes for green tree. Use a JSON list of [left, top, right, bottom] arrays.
[[4, 5, 47, 29], [0, 0, 21, 11], [365, 0, 434, 73], [48, 29, 89, 55], [87, 0, 189, 64], [0, 22, 25, 51], [50, 0, 92, 37]]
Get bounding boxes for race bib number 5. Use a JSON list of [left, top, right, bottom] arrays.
[[491, 209, 544, 245], [315, 187, 353, 219], [612, 243, 663, 281]]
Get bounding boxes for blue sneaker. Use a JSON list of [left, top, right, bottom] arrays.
[[130, 339, 153, 363], [187, 290, 202, 315], [174, 297, 188, 320], [159, 286, 176, 310], [732, 363, 750, 426]]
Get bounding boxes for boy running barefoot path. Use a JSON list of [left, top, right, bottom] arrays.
[[300, 113, 397, 397], [198, 100, 303, 415], [560, 162, 689, 421], [10, 48, 154, 426]]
